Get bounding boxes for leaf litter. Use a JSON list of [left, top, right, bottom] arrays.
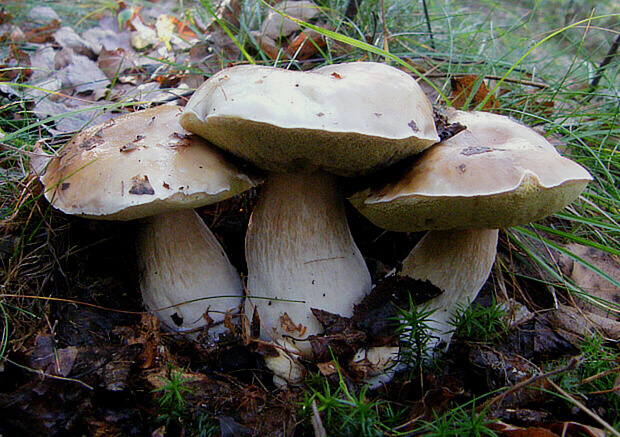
[[1, 0, 619, 436]]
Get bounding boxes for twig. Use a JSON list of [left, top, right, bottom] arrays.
[[3, 356, 94, 390], [0, 293, 145, 315], [311, 399, 327, 437], [476, 357, 580, 413], [590, 32, 620, 89], [380, 0, 390, 53], [546, 378, 620, 437], [421, 0, 435, 50], [423, 72, 549, 89]]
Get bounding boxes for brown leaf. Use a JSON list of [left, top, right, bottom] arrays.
[[559, 243, 620, 319], [23, 19, 61, 44], [97, 47, 142, 80], [308, 309, 366, 362], [501, 428, 559, 437], [434, 107, 467, 142], [1, 44, 31, 81], [547, 422, 608, 437], [27, 334, 78, 377], [352, 275, 441, 346], [285, 29, 327, 61], [279, 312, 307, 336], [0, 8, 12, 26], [450, 75, 499, 110], [316, 360, 339, 377], [545, 304, 620, 342]]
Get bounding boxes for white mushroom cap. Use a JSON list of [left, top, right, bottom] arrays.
[[180, 62, 439, 176], [349, 109, 592, 231], [39, 105, 260, 221]]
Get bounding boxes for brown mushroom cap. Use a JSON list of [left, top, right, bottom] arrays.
[[349, 109, 593, 231], [180, 62, 439, 176], [39, 105, 260, 220]]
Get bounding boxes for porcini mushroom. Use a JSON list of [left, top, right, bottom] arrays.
[[180, 62, 440, 352], [349, 108, 593, 347], [35, 105, 262, 336]]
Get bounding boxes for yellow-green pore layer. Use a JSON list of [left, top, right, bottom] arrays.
[[179, 116, 437, 176]]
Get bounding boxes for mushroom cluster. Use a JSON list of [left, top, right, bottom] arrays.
[[179, 63, 591, 361], [35, 62, 592, 385], [180, 62, 440, 353]]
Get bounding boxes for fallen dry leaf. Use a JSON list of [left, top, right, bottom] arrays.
[[285, 29, 327, 60], [28, 334, 78, 377], [450, 74, 499, 110], [559, 243, 620, 319], [24, 20, 61, 44], [0, 44, 31, 81], [545, 304, 620, 341]]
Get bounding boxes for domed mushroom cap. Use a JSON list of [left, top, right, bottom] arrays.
[[349, 109, 593, 231], [180, 62, 439, 176], [39, 105, 261, 220]]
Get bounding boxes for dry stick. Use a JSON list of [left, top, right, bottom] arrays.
[[475, 357, 580, 413], [546, 378, 620, 437], [0, 293, 146, 315], [421, 0, 435, 50], [311, 399, 327, 437], [380, 0, 389, 53], [423, 72, 549, 89], [590, 32, 620, 89], [3, 356, 94, 390]]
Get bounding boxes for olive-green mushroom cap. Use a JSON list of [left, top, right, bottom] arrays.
[[38, 105, 261, 220], [349, 109, 593, 231], [180, 62, 440, 176]]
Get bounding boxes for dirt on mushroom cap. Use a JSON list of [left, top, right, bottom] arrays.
[[349, 110, 592, 231], [39, 105, 261, 220]]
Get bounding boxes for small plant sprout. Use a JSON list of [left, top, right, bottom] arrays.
[[154, 367, 195, 428]]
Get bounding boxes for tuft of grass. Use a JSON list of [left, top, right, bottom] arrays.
[[301, 370, 403, 437], [450, 298, 508, 343], [395, 299, 438, 373], [418, 402, 500, 437], [551, 334, 620, 426]]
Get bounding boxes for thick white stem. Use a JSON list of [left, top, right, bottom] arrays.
[[402, 229, 499, 348], [245, 171, 372, 354], [139, 209, 244, 336]]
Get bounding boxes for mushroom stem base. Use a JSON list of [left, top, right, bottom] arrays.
[[402, 228, 499, 348]]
